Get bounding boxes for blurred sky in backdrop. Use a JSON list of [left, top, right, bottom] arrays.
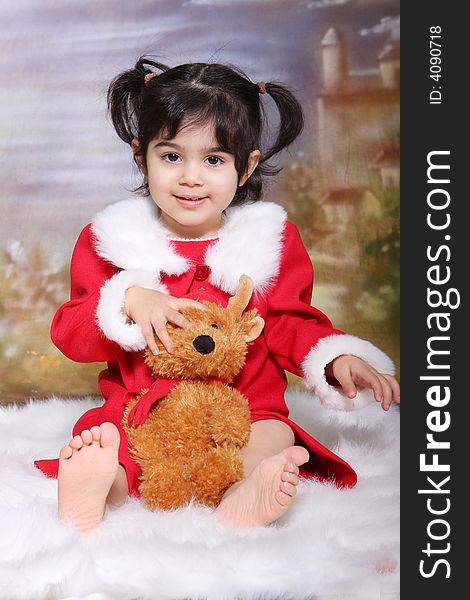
[[0, 0, 399, 259]]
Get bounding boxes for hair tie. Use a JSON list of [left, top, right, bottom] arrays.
[[256, 81, 267, 94], [144, 72, 158, 85]]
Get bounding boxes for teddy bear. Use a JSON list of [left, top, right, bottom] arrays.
[[122, 275, 264, 511]]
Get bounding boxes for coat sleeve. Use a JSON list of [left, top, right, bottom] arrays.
[[52, 224, 170, 361], [51, 225, 124, 363], [263, 221, 395, 410]]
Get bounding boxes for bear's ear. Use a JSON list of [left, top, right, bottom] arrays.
[[245, 316, 264, 343], [227, 275, 254, 316]]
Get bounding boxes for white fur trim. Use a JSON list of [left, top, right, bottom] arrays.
[[302, 334, 395, 411], [90, 197, 287, 295], [91, 198, 190, 275], [96, 269, 169, 352], [206, 202, 286, 295]]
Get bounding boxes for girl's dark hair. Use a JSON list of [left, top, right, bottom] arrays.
[[107, 56, 304, 204]]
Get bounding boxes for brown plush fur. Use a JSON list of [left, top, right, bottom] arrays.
[[123, 276, 264, 510]]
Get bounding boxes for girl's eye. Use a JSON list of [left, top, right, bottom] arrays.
[[206, 156, 223, 166], [163, 153, 180, 162], [161, 153, 225, 166]]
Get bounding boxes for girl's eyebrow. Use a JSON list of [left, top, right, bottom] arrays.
[[153, 140, 227, 153]]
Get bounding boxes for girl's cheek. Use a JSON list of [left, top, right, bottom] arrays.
[[150, 169, 173, 187]]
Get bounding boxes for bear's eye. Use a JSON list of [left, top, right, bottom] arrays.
[[211, 323, 219, 329]]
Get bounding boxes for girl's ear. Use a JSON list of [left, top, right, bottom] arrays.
[[131, 138, 148, 176], [239, 149, 261, 187]]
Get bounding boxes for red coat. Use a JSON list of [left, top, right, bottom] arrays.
[[35, 199, 394, 494]]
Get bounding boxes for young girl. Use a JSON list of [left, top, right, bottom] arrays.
[[35, 57, 400, 533]]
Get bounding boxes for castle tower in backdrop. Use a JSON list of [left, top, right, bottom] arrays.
[[317, 27, 399, 188], [321, 27, 349, 93], [378, 43, 400, 89]]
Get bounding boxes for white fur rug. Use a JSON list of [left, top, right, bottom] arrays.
[[0, 388, 399, 600]]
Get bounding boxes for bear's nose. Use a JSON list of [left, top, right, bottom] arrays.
[[192, 335, 215, 355]]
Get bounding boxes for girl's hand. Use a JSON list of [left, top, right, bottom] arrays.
[[124, 286, 207, 355], [325, 355, 400, 411]]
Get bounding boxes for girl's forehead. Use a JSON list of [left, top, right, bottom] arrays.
[[155, 122, 223, 151], [166, 121, 216, 140]]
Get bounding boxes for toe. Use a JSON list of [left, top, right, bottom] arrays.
[[81, 430, 93, 445], [289, 446, 310, 466], [90, 426, 101, 443], [70, 435, 84, 450], [280, 480, 297, 497], [281, 471, 299, 486], [99, 422, 120, 448], [281, 447, 309, 470], [275, 490, 292, 507], [285, 462, 300, 477], [59, 445, 73, 460]]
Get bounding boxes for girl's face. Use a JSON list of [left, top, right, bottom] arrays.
[[134, 122, 260, 238]]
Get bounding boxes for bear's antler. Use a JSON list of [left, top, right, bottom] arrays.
[[227, 275, 254, 317]]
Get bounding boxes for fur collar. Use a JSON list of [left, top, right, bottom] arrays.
[[91, 197, 286, 295]]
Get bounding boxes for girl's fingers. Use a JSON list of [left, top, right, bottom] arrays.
[[166, 308, 192, 330], [153, 322, 174, 354], [384, 374, 401, 405], [335, 366, 357, 398], [176, 298, 208, 311], [357, 369, 383, 402], [378, 375, 393, 411], [333, 356, 401, 409], [372, 376, 384, 403], [141, 324, 160, 356]]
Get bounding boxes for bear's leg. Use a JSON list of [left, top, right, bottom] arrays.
[[207, 388, 251, 448], [189, 446, 244, 507], [138, 447, 244, 511], [138, 453, 196, 511]]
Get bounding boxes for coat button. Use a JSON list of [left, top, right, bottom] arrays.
[[194, 264, 211, 281]]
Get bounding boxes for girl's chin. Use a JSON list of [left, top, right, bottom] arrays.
[[160, 209, 221, 237]]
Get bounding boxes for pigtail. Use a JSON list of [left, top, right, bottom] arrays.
[[258, 82, 304, 175], [107, 56, 169, 145]]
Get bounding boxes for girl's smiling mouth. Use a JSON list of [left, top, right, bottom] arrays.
[[174, 195, 208, 206]]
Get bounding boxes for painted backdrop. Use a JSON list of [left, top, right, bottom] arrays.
[[0, 0, 400, 402]]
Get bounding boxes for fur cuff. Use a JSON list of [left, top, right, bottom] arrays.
[[301, 334, 395, 411], [96, 270, 168, 352]]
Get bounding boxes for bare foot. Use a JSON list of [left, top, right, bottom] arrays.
[[58, 422, 120, 533], [215, 446, 309, 527]]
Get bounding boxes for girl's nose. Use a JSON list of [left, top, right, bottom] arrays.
[[179, 163, 203, 186]]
